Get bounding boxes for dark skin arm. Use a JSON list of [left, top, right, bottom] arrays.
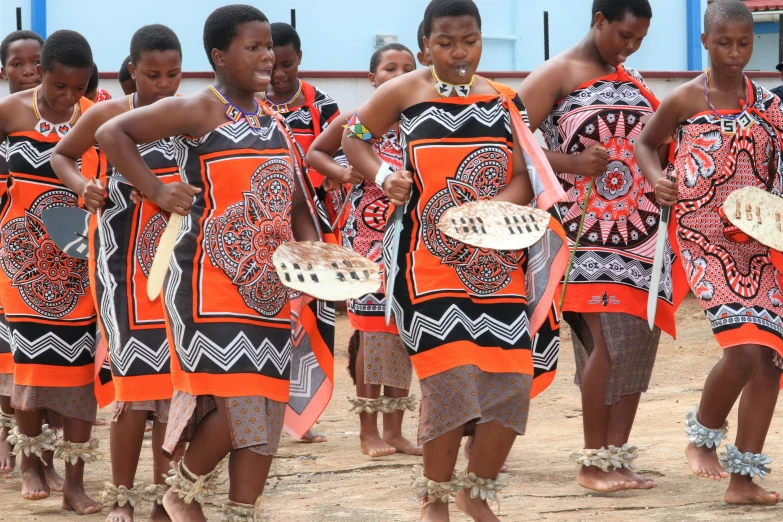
[[341, 78, 413, 206], [291, 185, 319, 242], [52, 100, 127, 213], [95, 95, 204, 215], [306, 109, 363, 187], [494, 115, 534, 205], [519, 60, 609, 177], [634, 86, 689, 207]]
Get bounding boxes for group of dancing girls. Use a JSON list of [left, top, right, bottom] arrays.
[[0, 0, 781, 521]]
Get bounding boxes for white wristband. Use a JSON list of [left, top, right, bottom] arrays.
[[374, 162, 395, 188]]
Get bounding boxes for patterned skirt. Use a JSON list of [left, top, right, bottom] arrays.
[[0, 373, 12, 396], [163, 391, 285, 457], [567, 312, 660, 405], [112, 399, 171, 424], [417, 364, 531, 446], [11, 383, 97, 423], [362, 332, 413, 389]]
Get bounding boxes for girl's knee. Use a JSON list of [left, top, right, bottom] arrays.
[[723, 345, 765, 375]]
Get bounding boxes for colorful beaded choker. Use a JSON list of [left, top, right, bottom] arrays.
[[703, 68, 752, 135], [260, 79, 302, 114], [431, 67, 475, 98], [209, 85, 262, 130]]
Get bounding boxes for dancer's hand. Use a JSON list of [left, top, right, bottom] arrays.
[[383, 170, 413, 206], [574, 144, 609, 177], [656, 170, 679, 207], [82, 178, 105, 214], [151, 182, 201, 215], [333, 165, 364, 186]]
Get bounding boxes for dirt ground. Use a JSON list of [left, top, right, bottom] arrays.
[[2, 295, 783, 521]]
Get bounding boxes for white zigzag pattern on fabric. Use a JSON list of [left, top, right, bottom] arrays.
[[0, 320, 10, 344], [7, 141, 54, 169], [10, 331, 94, 362], [96, 182, 125, 357], [137, 140, 175, 161], [178, 331, 291, 374], [285, 110, 312, 127], [532, 335, 559, 371], [110, 338, 169, 374], [394, 303, 530, 352], [215, 120, 277, 143], [568, 251, 653, 291], [316, 299, 335, 325], [288, 351, 319, 398], [400, 103, 510, 137]]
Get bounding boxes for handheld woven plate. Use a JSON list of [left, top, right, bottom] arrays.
[[723, 187, 783, 252], [272, 241, 381, 301], [41, 206, 91, 260], [437, 200, 550, 250]]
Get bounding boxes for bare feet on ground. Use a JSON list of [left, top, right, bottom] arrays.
[[383, 432, 422, 456], [577, 465, 638, 493], [724, 479, 781, 505], [360, 433, 396, 458], [685, 443, 728, 480], [106, 503, 134, 522], [20, 459, 49, 500], [615, 468, 656, 489], [62, 484, 102, 515], [456, 488, 500, 521], [162, 489, 206, 522]]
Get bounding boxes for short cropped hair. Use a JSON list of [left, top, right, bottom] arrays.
[[203, 4, 268, 70], [591, 0, 652, 27], [421, 0, 481, 40], [271, 22, 301, 53], [704, 0, 753, 34], [0, 30, 43, 67], [130, 24, 182, 65], [41, 30, 93, 72], [417, 20, 426, 52], [86, 62, 99, 93], [118, 55, 132, 83], [369, 43, 414, 73]]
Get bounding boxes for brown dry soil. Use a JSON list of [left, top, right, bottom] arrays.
[[2, 295, 783, 521]]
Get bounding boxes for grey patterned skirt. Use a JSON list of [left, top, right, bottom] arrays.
[[566, 312, 661, 406]]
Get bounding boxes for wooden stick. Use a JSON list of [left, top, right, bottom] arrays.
[[559, 181, 593, 310]]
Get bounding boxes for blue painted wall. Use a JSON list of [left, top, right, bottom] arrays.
[[0, 0, 714, 73]]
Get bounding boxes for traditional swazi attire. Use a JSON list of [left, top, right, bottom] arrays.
[[671, 77, 783, 482], [342, 128, 414, 414], [540, 65, 686, 405], [0, 90, 102, 463], [388, 79, 567, 448], [262, 81, 342, 243], [671, 79, 783, 369], [89, 94, 181, 426], [161, 88, 334, 465], [0, 142, 14, 400]]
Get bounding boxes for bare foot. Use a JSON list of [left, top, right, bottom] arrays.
[[360, 433, 396, 458], [106, 502, 134, 522], [456, 488, 499, 522], [463, 437, 508, 473], [20, 458, 49, 500], [615, 468, 656, 489], [299, 429, 327, 443], [0, 430, 15, 474], [577, 465, 638, 493], [62, 484, 102, 515], [725, 478, 781, 505], [150, 502, 172, 522], [420, 500, 450, 522], [685, 443, 728, 480], [383, 433, 423, 456], [145, 421, 153, 434], [163, 488, 206, 522], [42, 452, 64, 491], [93, 418, 108, 427]]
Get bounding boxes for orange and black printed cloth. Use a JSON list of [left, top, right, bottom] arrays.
[[540, 65, 686, 336], [94, 88, 112, 103], [0, 96, 99, 388], [163, 105, 334, 439], [389, 79, 567, 397], [342, 129, 402, 334], [89, 103, 180, 404], [264, 81, 340, 189], [0, 145, 13, 377], [671, 80, 783, 375]]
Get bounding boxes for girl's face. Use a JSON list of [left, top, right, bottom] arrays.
[[370, 49, 416, 88], [2, 39, 42, 93], [593, 12, 650, 67], [40, 62, 91, 113], [270, 43, 301, 94], [130, 49, 182, 103], [425, 15, 481, 84], [702, 20, 754, 79]]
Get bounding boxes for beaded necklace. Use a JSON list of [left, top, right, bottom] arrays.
[[431, 67, 476, 98], [260, 79, 302, 114], [703, 68, 751, 135], [209, 85, 262, 130]]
